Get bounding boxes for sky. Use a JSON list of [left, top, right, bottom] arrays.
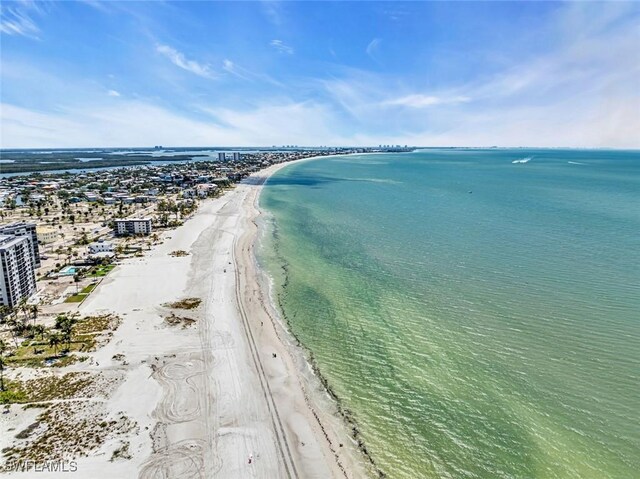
[[1, 1, 639, 148]]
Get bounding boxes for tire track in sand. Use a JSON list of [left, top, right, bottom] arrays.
[[232, 174, 300, 479]]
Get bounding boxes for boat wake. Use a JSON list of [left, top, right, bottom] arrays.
[[512, 157, 533, 164]]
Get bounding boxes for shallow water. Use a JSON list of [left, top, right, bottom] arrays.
[[259, 149, 640, 479]]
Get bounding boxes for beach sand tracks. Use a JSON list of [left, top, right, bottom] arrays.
[[139, 438, 206, 479], [151, 354, 205, 424]]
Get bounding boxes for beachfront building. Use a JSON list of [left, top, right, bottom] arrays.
[[195, 184, 218, 198], [88, 241, 114, 254], [0, 222, 41, 268], [0, 235, 37, 308], [232, 152, 241, 161], [114, 218, 152, 236], [36, 226, 58, 244], [218, 152, 227, 161]]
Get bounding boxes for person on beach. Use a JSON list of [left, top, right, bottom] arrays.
[[248, 454, 253, 464]]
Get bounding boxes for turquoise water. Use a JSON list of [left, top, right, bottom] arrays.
[[58, 266, 77, 276], [259, 149, 640, 479]]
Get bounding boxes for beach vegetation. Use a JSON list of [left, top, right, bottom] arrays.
[[165, 297, 202, 309], [3, 401, 136, 464], [88, 264, 115, 277], [164, 313, 196, 328], [3, 314, 118, 368], [0, 339, 7, 391], [110, 442, 132, 461]]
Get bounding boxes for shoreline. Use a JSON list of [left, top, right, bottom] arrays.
[[248, 157, 377, 478]]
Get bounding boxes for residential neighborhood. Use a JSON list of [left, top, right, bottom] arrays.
[[0, 148, 370, 314]]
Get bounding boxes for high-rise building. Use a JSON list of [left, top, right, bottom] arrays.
[[218, 152, 227, 161], [0, 235, 37, 308], [232, 152, 241, 161], [0, 222, 40, 269]]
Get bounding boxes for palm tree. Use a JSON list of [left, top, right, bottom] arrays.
[[18, 298, 30, 324], [33, 324, 46, 341], [4, 315, 22, 348], [56, 314, 78, 353], [61, 329, 72, 353], [48, 333, 62, 356], [30, 304, 39, 324], [0, 339, 7, 391]]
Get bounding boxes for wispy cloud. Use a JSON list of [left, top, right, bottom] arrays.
[[222, 59, 283, 87], [366, 38, 382, 60], [156, 44, 216, 79], [0, 1, 45, 39], [78, 0, 111, 13], [222, 59, 251, 81], [261, 1, 284, 27], [107, 89, 121, 97], [385, 94, 471, 108], [1, 100, 345, 148], [270, 39, 294, 55]]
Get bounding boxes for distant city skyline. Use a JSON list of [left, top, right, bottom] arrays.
[[1, 1, 639, 148]]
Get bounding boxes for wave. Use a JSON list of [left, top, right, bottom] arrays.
[[512, 156, 533, 164], [568, 161, 587, 165]]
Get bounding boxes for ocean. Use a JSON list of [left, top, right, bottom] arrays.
[[258, 149, 640, 479]]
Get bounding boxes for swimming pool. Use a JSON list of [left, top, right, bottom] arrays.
[[58, 266, 77, 276]]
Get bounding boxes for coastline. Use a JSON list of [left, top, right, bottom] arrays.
[[231, 157, 372, 478], [1, 156, 369, 478]]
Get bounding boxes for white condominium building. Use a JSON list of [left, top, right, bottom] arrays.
[[0, 222, 40, 268], [0, 235, 37, 308], [114, 218, 153, 236]]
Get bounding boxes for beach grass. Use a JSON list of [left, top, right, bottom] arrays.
[[165, 297, 202, 310], [88, 265, 115, 277], [81, 283, 98, 294], [65, 294, 85, 303]]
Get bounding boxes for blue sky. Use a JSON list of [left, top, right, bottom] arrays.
[[1, 1, 639, 148]]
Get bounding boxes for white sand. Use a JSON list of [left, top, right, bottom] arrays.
[[2, 160, 368, 478]]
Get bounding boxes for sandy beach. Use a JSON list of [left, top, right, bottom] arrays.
[[2, 159, 367, 478]]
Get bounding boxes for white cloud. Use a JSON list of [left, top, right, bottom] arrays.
[[0, 1, 43, 38], [107, 89, 121, 97], [366, 38, 382, 60], [204, 101, 340, 145], [156, 44, 216, 79], [0, 100, 346, 148], [270, 39, 294, 54], [385, 94, 470, 108], [222, 59, 250, 81], [1, 102, 221, 148], [222, 59, 283, 87]]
